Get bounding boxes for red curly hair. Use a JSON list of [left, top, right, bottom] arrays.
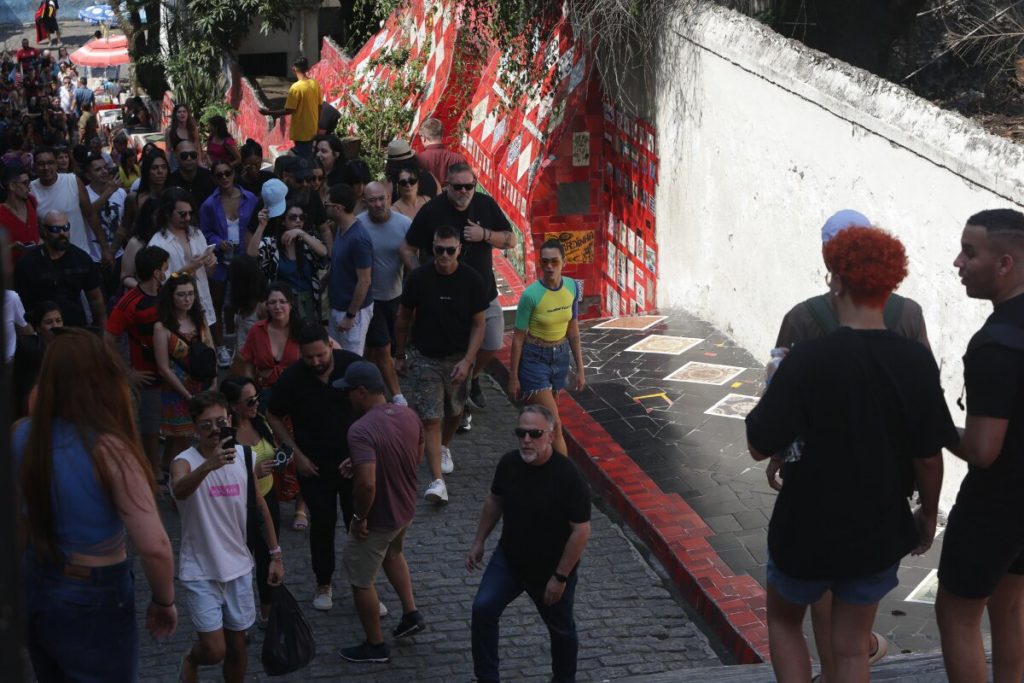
[[823, 227, 908, 309]]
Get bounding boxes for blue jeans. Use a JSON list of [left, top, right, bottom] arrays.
[[24, 559, 137, 682], [471, 546, 579, 683]]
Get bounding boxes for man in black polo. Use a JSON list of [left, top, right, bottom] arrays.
[[268, 323, 361, 611], [15, 209, 105, 328], [395, 225, 487, 504], [401, 162, 515, 416], [168, 140, 216, 211]]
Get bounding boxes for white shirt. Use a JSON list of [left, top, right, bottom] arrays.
[[31, 174, 96, 260], [86, 184, 126, 259], [173, 445, 254, 582], [4, 291, 26, 362], [148, 228, 217, 326]]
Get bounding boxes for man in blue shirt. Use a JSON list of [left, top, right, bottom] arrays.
[[326, 182, 373, 355], [73, 77, 94, 115]]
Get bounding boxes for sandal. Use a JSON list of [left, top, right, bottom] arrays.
[[292, 510, 308, 531]]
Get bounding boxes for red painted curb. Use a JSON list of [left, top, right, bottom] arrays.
[[490, 342, 770, 664]]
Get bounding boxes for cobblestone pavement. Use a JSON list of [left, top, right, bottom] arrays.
[[134, 380, 721, 682]]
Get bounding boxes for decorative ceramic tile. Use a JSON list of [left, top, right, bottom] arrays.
[[625, 335, 703, 355], [593, 315, 667, 331], [905, 569, 939, 604], [704, 393, 760, 420], [664, 362, 746, 385]]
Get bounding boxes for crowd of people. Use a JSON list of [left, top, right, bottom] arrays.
[[747, 209, 1024, 683], [7, 48, 594, 683]]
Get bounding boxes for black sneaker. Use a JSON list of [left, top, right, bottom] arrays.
[[457, 410, 472, 433], [469, 377, 487, 409], [392, 610, 426, 639], [340, 641, 390, 663]]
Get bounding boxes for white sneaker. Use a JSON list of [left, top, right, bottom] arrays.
[[216, 345, 232, 368], [424, 478, 448, 503], [392, 393, 408, 406], [313, 586, 333, 611], [440, 445, 454, 474], [379, 600, 388, 617]]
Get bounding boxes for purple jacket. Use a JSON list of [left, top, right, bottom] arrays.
[[199, 186, 259, 281]]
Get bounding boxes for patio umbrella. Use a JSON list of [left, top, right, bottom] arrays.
[[70, 34, 130, 68], [77, 4, 115, 24]]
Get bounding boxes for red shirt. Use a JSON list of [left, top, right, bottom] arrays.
[[106, 287, 160, 387], [417, 143, 466, 186], [16, 47, 39, 66], [0, 196, 39, 262], [240, 319, 301, 388]]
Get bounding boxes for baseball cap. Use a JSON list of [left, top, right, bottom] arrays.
[[332, 360, 386, 393], [387, 139, 414, 161], [261, 178, 288, 218], [821, 209, 871, 243]]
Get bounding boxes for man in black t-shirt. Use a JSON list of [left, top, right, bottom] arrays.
[[466, 404, 591, 683], [395, 225, 487, 504], [167, 140, 215, 211], [15, 210, 105, 328], [401, 162, 516, 413], [938, 208, 1024, 683], [267, 323, 361, 611], [747, 227, 951, 683]]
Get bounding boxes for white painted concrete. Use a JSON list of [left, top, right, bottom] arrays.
[[655, 0, 1024, 511]]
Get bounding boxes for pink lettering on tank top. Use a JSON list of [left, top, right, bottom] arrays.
[[209, 484, 241, 497]]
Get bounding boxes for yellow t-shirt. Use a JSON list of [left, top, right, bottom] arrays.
[[284, 77, 322, 143]]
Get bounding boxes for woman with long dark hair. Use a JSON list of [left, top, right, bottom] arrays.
[[220, 375, 280, 623], [314, 134, 345, 187], [205, 115, 240, 166], [164, 103, 203, 171], [390, 162, 429, 220], [153, 272, 216, 467], [15, 329, 176, 680], [247, 201, 326, 325], [121, 150, 169, 288]]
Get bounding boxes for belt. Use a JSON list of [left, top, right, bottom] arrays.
[[525, 335, 568, 349]]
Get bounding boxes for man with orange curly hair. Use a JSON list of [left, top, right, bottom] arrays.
[[938, 208, 1024, 683], [747, 226, 954, 683]]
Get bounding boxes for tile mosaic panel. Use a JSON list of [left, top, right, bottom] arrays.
[[704, 393, 760, 420], [665, 361, 746, 385], [593, 315, 667, 331], [624, 335, 703, 355]]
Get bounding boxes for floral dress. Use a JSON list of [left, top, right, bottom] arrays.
[[161, 329, 212, 436]]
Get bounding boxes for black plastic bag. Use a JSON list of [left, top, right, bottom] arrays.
[[262, 584, 316, 675]]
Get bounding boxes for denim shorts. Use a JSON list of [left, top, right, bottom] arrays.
[[182, 572, 256, 633], [766, 555, 899, 606], [518, 341, 571, 396]]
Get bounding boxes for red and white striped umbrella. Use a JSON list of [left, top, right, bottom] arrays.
[[70, 34, 130, 68]]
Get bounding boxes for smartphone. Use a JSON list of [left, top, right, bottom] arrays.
[[219, 425, 237, 452]]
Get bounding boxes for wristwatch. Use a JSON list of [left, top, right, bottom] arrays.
[[553, 572, 568, 583]]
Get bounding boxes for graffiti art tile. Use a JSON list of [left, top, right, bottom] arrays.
[[664, 362, 746, 385], [593, 315, 667, 331], [704, 393, 760, 419], [625, 335, 702, 355]]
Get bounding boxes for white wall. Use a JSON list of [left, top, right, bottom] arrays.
[[655, 1, 1024, 511]]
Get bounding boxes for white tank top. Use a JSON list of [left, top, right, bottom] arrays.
[[173, 445, 254, 582]]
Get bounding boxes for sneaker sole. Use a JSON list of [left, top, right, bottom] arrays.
[[393, 622, 426, 639], [441, 463, 454, 475], [339, 652, 390, 664], [424, 491, 448, 504]]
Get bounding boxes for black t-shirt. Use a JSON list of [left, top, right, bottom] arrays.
[[236, 168, 274, 197], [746, 327, 957, 580], [405, 192, 511, 302], [268, 349, 361, 466], [14, 245, 101, 327], [959, 292, 1024, 509], [168, 168, 216, 209], [492, 450, 591, 583], [318, 102, 341, 134], [400, 263, 487, 358]]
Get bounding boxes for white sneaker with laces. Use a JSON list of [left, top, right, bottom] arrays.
[[424, 478, 448, 503], [312, 586, 333, 611], [440, 445, 454, 474]]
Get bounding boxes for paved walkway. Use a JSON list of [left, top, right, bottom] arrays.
[[133, 381, 720, 682], [523, 308, 968, 661]]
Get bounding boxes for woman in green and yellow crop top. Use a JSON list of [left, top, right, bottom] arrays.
[[508, 238, 586, 454]]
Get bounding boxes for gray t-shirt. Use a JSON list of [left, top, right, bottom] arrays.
[[358, 210, 411, 301]]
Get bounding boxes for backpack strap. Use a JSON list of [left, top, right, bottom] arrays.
[[967, 323, 1024, 357], [804, 295, 839, 335], [883, 293, 905, 331], [243, 445, 258, 522]]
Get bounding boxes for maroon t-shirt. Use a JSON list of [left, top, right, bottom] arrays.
[[347, 403, 423, 531]]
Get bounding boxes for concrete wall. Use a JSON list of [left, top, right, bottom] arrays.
[[655, 0, 1024, 510]]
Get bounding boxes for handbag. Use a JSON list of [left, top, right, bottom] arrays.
[[261, 584, 316, 675]]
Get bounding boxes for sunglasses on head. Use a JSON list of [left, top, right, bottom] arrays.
[[514, 428, 547, 439], [44, 222, 70, 233], [397, 177, 418, 187], [214, 170, 233, 179], [450, 183, 474, 192], [178, 151, 197, 160], [433, 245, 458, 256]]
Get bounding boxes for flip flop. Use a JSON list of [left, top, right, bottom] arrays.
[[292, 510, 308, 531], [869, 631, 889, 665]]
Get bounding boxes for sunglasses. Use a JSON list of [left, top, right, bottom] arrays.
[[397, 178, 418, 187], [196, 417, 229, 433], [178, 151, 198, 160], [44, 222, 70, 233], [243, 395, 259, 407], [450, 183, 475, 192], [433, 245, 458, 256], [214, 170, 234, 179], [175, 209, 192, 218], [514, 428, 548, 439]]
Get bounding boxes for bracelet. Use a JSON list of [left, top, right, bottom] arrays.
[[484, 228, 491, 242], [151, 595, 174, 608], [268, 546, 282, 556]]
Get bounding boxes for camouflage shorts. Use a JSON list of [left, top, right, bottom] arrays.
[[407, 350, 470, 421]]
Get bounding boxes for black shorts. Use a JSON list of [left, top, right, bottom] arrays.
[[365, 297, 400, 349], [938, 500, 1024, 599]]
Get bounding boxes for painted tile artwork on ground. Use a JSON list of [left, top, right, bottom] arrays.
[[664, 361, 747, 386], [624, 334, 704, 355]]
